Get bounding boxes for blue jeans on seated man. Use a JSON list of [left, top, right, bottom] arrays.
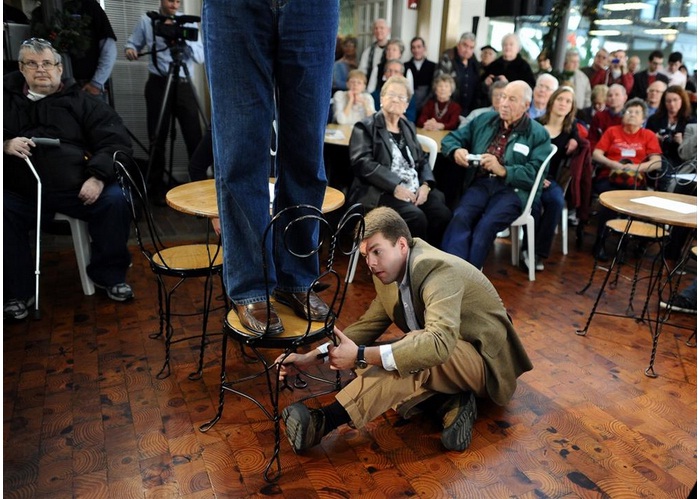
[[203, 0, 338, 305], [441, 177, 522, 270], [524, 180, 565, 261], [3, 185, 132, 301]]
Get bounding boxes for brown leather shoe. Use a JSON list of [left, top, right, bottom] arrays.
[[233, 301, 284, 335], [274, 290, 329, 321]]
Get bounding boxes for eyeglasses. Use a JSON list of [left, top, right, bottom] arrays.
[[384, 92, 408, 103], [22, 37, 53, 46], [20, 60, 61, 70]]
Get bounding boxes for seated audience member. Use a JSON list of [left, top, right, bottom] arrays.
[[482, 33, 536, 91], [577, 84, 608, 127], [663, 52, 687, 88], [560, 48, 592, 110], [279, 206, 533, 454], [332, 36, 359, 93], [434, 32, 481, 117], [333, 69, 376, 125], [589, 83, 627, 149], [645, 80, 668, 120], [404, 37, 436, 116], [535, 50, 557, 79], [439, 81, 552, 270], [591, 98, 662, 261], [529, 73, 559, 119], [627, 55, 641, 75], [679, 65, 696, 93], [369, 39, 414, 98], [479, 45, 498, 72], [646, 85, 696, 178], [524, 86, 585, 271], [590, 50, 633, 95], [371, 59, 417, 122], [4, 38, 134, 320], [630, 50, 668, 100], [349, 75, 452, 246], [416, 74, 462, 131], [581, 48, 610, 82], [679, 123, 697, 162], [461, 80, 507, 128], [660, 278, 697, 315]]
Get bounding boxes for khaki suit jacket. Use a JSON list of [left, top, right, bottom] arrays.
[[344, 238, 533, 406]]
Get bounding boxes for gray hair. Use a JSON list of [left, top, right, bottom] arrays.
[[386, 38, 405, 55], [565, 48, 580, 61], [489, 79, 507, 98], [624, 97, 648, 117], [502, 33, 521, 48], [459, 32, 476, 43], [609, 83, 627, 96], [536, 73, 559, 91], [381, 74, 413, 100], [18, 38, 62, 65]]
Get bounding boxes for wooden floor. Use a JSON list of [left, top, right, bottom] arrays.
[[4, 211, 697, 498]]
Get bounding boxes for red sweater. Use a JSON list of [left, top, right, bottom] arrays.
[[416, 98, 462, 130]]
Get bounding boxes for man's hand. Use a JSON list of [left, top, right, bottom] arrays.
[[453, 148, 471, 167], [274, 350, 319, 382], [4, 137, 35, 158], [394, 184, 417, 203], [78, 177, 105, 205], [125, 48, 139, 61], [82, 82, 102, 96], [480, 153, 506, 177], [415, 184, 430, 206], [566, 138, 578, 155], [328, 328, 358, 371]]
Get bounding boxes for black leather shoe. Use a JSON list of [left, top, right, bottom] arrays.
[[233, 302, 284, 335], [274, 290, 329, 321]]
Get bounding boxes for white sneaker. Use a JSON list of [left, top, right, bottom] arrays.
[[522, 250, 544, 271], [496, 228, 511, 238], [535, 257, 545, 271]]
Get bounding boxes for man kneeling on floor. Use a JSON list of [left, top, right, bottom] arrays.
[[278, 206, 533, 452]]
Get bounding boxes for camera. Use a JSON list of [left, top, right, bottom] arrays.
[[611, 58, 620, 64], [466, 154, 482, 167], [147, 11, 200, 46]]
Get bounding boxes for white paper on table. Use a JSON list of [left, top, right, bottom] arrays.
[[630, 195, 698, 214], [325, 129, 345, 140]]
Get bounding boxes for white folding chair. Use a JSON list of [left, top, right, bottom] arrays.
[[510, 144, 558, 282], [346, 134, 438, 284], [53, 213, 95, 295]]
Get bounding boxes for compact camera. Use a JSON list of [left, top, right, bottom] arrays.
[[466, 154, 483, 167]]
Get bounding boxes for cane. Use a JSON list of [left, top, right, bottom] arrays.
[[22, 137, 60, 319]]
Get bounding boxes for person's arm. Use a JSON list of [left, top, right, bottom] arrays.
[[88, 38, 117, 91], [620, 72, 634, 95], [333, 92, 351, 124], [83, 99, 133, 183], [592, 148, 624, 171], [124, 16, 148, 59], [679, 124, 697, 161], [183, 22, 205, 64], [500, 127, 553, 191]]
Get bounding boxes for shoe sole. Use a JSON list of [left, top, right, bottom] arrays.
[[281, 405, 310, 453], [93, 283, 134, 302], [441, 392, 477, 452]]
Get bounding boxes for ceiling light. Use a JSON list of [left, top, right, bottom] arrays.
[[602, 2, 651, 11], [644, 28, 679, 34], [660, 16, 691, 22], [589, 29, 622, 36], [594, 19, 633, 25]]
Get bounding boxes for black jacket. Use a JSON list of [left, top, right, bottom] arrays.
[[630, 70, 669, 100], [3, 71, 132, 198], [348, 111, 435, 209], [482, 54, 535, 89]]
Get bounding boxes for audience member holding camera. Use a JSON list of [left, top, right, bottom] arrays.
[[645, 85, 696, 169], [124, 0, 204, 202], [590, 50, 634, 95], [439, 81, 552, 270], [590, 98, 662, 261]]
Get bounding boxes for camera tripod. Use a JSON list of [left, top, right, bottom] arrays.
[[145, 41, 208, 195]]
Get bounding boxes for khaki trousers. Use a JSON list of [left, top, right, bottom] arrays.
[[335, 339, 487, 429]]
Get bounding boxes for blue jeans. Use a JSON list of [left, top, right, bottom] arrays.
[[441, 177, 522, 269], [203, 0, 339, 304], [4, 186, 132, 301], [527, 180, 565, 260]]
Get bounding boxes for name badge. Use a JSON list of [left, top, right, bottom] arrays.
[[621, 148, 637, 158], [513, 143, 530, 156]]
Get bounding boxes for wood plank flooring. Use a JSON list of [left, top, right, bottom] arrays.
[[4, 218, 696, 498]]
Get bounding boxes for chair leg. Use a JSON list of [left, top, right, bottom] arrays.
[[189, 272, 216, 381], [510, 226, 520, 266], [149, 278, 166, 340], [561, 206, 568, 256], [199, 333, 229, 433], [156, 287, 175, 380], [526, 222, 535, 281]]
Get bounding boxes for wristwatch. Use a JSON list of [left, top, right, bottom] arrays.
[[356, 345, 368, 369]]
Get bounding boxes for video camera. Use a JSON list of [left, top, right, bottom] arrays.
[[146, 11, 200, 46]]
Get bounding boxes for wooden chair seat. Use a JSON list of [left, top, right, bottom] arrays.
[[152, 244, 224, 271], [606, 219, 667, 239]]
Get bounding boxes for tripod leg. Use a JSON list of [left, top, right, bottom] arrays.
[[145, 66, 178, 190]]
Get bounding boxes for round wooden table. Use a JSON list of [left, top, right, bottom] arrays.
[[166, 179, 345, 217], [579, 190, 697, 377]]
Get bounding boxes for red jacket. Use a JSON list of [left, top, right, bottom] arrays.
[[590, 68, 634, 95], [416, 98, 462, 130]]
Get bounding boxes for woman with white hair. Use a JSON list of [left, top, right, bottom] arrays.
[[482, 33, 535, 90]]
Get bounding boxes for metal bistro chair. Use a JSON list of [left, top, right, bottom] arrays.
[[200, 203, 364, 482], [113, 151, 226, 380]]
